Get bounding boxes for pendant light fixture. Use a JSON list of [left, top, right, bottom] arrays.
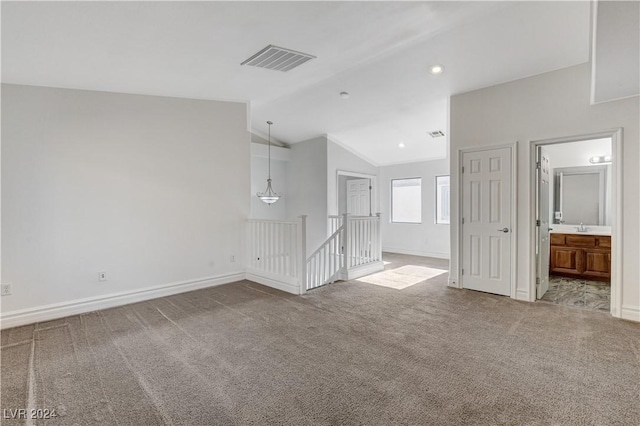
[[257, 121, 282, 205]]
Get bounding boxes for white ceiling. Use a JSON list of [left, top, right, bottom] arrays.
[[2, 1, 591, 166]]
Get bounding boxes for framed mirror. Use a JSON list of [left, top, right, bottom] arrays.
[[553, 165, 608, 225]]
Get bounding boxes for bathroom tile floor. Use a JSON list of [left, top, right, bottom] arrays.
[[539, 276, 610, 312]]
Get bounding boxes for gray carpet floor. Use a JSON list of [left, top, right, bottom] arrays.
[[2, 253, 639, 425]]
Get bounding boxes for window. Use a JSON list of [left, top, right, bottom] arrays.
[[391, 178, 422, 223], [436, 175, 450, 224]]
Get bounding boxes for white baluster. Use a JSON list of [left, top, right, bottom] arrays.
[[278, 223, 283, 275], [299, 216, 307, 292], [343, 213, 350, 271], [368, 219, 372, 261]]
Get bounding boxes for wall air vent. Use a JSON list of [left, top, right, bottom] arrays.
[[429, 130, 445, 138], [241, 45, 316, 72]]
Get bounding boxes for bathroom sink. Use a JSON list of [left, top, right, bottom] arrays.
[[549, 225, 611, 236]]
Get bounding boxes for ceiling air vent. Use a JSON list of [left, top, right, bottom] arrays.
[[241, 45, 316, 72], [429, 130, 445, 138]]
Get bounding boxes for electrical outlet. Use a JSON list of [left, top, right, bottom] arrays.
[[98, 271, 107, 282], [230, 255, 236, 263], [1, 283, 12, 296]]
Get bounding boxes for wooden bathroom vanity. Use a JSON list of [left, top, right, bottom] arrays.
[[549, 233, 611, 282]]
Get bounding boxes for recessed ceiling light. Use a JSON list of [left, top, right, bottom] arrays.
[[398, 143, 405, 148], [430, 64, 444, 75], [339, 91, 350, 99]]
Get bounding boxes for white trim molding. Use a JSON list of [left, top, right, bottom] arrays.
[[245, 270, 301, 295], [0, 272, 245, 330], [343, 261, 385, 281], [620, 305, 640, 323], [516, 289, 529, 302], [326, 134, 380, 167], [382, 247, 450, 260]]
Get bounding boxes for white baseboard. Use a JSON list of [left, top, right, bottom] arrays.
[[245, 271, 301, 295], [0, 272, 245, 330], [382, 247, 450, 260], [515, 289, 530, 302], [620, 304, 640, 322], [447, 275, 461, 288], [346, 261, 385, 280]]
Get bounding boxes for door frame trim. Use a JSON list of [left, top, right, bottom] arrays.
[[457, 142, 518, 298], [529, 129, 622, 317]]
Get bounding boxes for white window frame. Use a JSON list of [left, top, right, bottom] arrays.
[[391, 177, 422, 224]]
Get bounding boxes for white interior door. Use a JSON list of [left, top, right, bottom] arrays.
[[537, 148, 551, 299], [347, 178, 370, 216], [461, 147, 512, 296]]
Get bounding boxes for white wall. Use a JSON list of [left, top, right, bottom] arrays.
[[286, 137, 328, 254], [1, 84, 250, 316], [327, 138, 379, 216], [250, 143, 290, 220], [379, 159, 450, 258], [544, 138, 612, 169], [449, 63, 639, 321]]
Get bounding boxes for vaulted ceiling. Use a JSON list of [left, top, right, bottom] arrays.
[[2, 1, 591, 165]]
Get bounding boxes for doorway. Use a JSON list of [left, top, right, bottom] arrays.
[[336, 171, 377, 216], [532, 131, 621, 314]]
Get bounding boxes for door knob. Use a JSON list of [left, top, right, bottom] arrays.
[[498, 228, 509, 233]]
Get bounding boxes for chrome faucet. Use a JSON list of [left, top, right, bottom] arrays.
[[577, 222, 588, 232]]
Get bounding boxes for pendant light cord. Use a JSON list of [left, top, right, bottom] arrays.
[[267, 121, 272, 180], [257, 120, 280, 204]]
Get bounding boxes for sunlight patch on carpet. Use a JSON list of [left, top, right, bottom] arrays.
[[356, 265, 447, 289]]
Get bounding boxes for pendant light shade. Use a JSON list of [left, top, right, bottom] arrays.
[[257, 121, 282, 205]]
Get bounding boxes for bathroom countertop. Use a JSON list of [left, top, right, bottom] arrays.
[[549, 225, 611, 236]]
